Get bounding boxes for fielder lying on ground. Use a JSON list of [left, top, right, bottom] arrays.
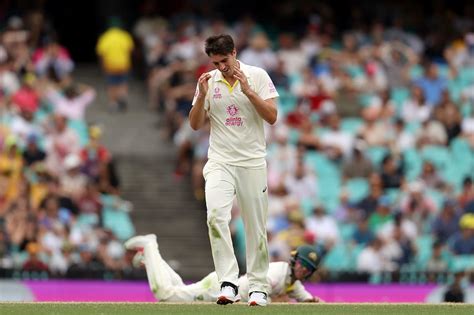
[[125, 234, 323, 304]]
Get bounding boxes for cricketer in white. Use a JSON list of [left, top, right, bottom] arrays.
[[125, 234, 322, 303]]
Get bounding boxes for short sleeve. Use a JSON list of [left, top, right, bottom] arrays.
[[256, 69, 279, 101]]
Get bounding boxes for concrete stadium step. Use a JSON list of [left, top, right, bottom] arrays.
[[79, 64, 214, 279]]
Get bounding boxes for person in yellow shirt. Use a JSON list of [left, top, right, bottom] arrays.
[[96, 17, 134, 112], [0, 135, 24, 202]]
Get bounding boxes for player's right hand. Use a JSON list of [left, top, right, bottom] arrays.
[[197, 72, 212, 97]]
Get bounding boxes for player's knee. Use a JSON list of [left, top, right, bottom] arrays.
[[207, 210, 229, 239]]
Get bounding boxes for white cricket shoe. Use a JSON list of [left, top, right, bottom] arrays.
[[216, 284, 240, 305], [124, 234, 157, 250], [248, 291, 268, 306]]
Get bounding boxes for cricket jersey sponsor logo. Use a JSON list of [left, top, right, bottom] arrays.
[[213, 87, 222, 99], [225, 104, 243, 126]]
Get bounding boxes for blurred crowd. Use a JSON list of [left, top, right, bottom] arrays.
[[0, 12, 136, 277], [1, 0, 473, 282], [131, 1, 474, 278]]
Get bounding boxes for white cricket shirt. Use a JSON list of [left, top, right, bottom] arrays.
[[192, 61, 279, 168], [238, 262, 313, 302]]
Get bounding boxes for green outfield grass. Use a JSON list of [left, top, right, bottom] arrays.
[[0, 302, 473, 315]]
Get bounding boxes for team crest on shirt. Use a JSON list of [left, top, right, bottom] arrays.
[[225, 104, 243, 126], [213, 87, 222, 99]]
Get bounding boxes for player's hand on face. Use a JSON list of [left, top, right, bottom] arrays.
[[233, 66, 251, 94], [198, 73, 212, 97]]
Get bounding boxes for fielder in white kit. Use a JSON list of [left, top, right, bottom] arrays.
[[125, 234, 323, 303], [189, 34, 279, 306]]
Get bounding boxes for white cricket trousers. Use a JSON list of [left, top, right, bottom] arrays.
[[142, 239, 220, 302], [203, 160, 270, 294]]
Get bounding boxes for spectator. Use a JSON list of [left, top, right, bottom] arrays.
[[22, 242, 49, 272], [44, 114, 80, 176], [342, 141, 374, 180], [22, 133, 46, 166], [96, 17, 134, 111], [32, 37, 74, 83], [356, 173, 384, 216], [426, 241, 449, 274], [306, 205, 340, 245], [418, 161, 445, 190], [0, 136, 24, 202], [79, 125, 110, 180], [44, 82, 96, 121], [240, 32, 278, 72], [388, 119, 415, 154], [368, 196, 394, 234], [432, 199, 462, 243], [458, 177, 474, 209], [414, 62, 447, 106], [284, 159, 318, 201], [320, 113, 354, 160], [357, 237, 393, 273], [449, 213, 474, 255], [433, 99, 462, 144], [60, 154, 87, 201], [401, 85, 432, 123], [380, 154, 404, 189], [352, 215, 375, 246]]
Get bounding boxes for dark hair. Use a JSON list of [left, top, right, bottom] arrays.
[[205, 34, 235, 56]]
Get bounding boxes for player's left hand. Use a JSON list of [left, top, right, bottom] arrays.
[[303, 296, 323, 303], [233, 66, 251, 95]]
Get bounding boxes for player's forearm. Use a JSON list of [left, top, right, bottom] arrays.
[[243, 90, 277, 125], [189, 95, 207, 130]]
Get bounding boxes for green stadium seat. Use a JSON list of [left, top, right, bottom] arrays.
[[344, 177, 369, 203], [287, 128, 300, 145], [101, 195, 135, 241], [322, 243, 351, 271], [341, 117, 364, 134], [450, 255, 474, 272], [385, 188, 401, 204], [403, 148, 423, 181], [414, 235, 434, 268], [300, 197, 316, 217], [390, 87, 410, 115], [420, 145, 450, 171], [339, 223, 357, 241], [276, 88, 297, 117], [410, 65, 424, 80], [68, 119, 89, 146], [366, 146, 389, 168], [450, 137, 474, 180]]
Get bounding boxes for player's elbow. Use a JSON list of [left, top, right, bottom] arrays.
[[268, 112, 277, 125], [189, 120, 201, 130], [188, 111, 202, 130]]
